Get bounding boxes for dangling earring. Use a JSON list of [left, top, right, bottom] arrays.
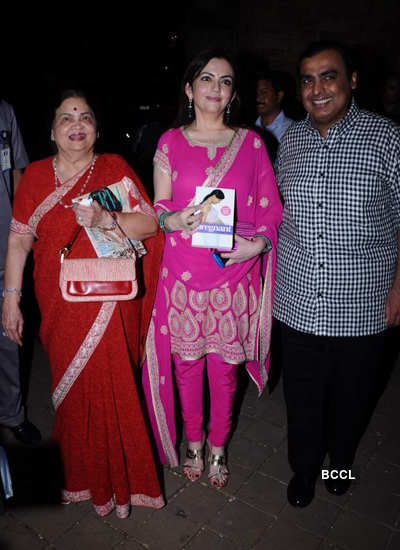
[[188, 98, 193, 120], [50, 130, 55, 141], [225, 103, 231, 123], [97, 131, 100, 139]]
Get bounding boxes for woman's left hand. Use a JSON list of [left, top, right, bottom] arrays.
[[220, 235, 266, 266], [73, 201, 111, 228]]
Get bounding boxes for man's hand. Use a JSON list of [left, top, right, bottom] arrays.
[[385, 286, 400, 327]]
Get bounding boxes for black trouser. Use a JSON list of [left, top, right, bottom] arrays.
[[278, 321, 387, 478]]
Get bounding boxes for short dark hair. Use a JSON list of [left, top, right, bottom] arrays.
[[256, 71, 287, 95], [53, 89, 97, 126], [298, 41, 356, 79], [173, 49, 240, 128]]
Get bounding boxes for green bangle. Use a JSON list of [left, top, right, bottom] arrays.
[[159, 211, 174, 233], [253, 234, 272, 254]]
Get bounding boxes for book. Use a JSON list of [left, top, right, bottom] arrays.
[[73, 177, 147, 259], [191, 187, 235, 250]]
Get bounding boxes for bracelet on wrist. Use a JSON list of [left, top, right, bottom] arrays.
[[98, 212, 118, 231], [2, 287, 22, 298], [253, 234, 272, 254], [158, 211, 174, 233]]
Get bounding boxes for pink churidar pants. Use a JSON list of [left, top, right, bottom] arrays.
[[173, 353, 239, 447]]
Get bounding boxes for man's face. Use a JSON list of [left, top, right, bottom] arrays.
[[256, 79, 282, 118], [299, 49, 357, 136]]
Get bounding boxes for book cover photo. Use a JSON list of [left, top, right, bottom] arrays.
[[191, 187, 235, 250]]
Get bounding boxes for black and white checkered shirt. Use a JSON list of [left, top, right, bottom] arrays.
[[273, 101, 400, 336]]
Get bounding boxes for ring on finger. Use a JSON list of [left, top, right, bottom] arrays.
[[77, 215, 83, 223]]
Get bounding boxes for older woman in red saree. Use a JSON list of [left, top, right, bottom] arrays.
[[2, 91, 164, 518]]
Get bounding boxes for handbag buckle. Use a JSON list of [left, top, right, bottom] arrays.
[[59, 246, 71, 263]]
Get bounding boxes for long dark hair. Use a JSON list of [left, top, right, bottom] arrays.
[[173, 49, 241, 128]]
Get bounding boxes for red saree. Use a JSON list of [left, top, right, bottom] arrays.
[[11, 154, 164, 518]]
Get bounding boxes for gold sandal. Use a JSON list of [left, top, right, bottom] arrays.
[[207, 446, 229, 488], [183, 444, 205, 482]]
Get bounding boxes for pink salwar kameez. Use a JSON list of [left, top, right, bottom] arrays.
[[143, 127, 282, 466]]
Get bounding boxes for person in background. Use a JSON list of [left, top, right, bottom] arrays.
[[255, 71, 294, 143], [2, 90, 164, 518], [274, 41, 400, 507], [0, 98, 41, 446], [142, 49, 282, 489]]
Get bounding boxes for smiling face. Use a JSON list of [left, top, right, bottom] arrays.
[[185, 57, 235, 120], [52, 97, 97, 155], [300, 49, 357, 136], [256, 79, 282, 120]]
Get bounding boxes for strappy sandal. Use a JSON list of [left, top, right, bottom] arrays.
[[207, 445, 229, 489], [183, 443, 205, 482]]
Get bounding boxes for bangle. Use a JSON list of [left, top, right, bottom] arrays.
[[158, 211, 174, 233], [253, 234, 272, 254], [98, 212, 118, 231], [2, 287, 22, 298]]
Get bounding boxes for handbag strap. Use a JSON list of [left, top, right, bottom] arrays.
[[59, 216, 136, 263]]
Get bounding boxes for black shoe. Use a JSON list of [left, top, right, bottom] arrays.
[[287, 474, 315, 507], [10, 420, 42, 446], [325, 476, 352, 496]]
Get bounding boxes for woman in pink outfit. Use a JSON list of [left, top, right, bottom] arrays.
[[143, 50, 282, 488]]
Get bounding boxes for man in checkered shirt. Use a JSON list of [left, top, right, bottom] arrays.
[[273, 41, 400, 507]]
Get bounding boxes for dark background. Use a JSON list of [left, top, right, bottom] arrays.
[[3, 1, 400, 166]]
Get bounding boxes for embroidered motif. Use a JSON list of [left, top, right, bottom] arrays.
[[211, 129, 248, 188], [163, 286, 170, 308], [203, 310, 217, 336], [162, 144, 169, 154], [247, 195, 253, 206], [181, 309, 200, 342], [257, 225, 267, 232], [172, 171, 178, 181], [254, 138, 261, 149], [168, 307, 182, 337], [232, 283, 247, 317], [52, 302, 116, 410], [29, 168, 84, 234], [62, 488, 164, 516], [160, 325, 168, 335], [181, 232, 190, 240], [162, 267, 168, 279], [195, 312, 204, 322], [259, 197, 269, 208], [170, 237, 177, 247], [171, 280, 187, 311], [10, 218, 33, 235], [219, 311, 237, 343], [238, 313, 249, 341], [189, 289, 209, 312], [249, 284, 258, 315], [145, 320, 179, 466], [210, 287, 232, 312], [154, 149, 171, 175], [181, 271, 192, 281]]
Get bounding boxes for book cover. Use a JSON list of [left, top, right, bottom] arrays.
[[191, 187, 235, 249], [73, 177, 146, 258]]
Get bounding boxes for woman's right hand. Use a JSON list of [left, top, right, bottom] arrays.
[[163, 206, 203, 235], [2, 296, 24, 346]]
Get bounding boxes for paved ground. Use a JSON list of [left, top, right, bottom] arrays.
[[0, 337, 399, 550]]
